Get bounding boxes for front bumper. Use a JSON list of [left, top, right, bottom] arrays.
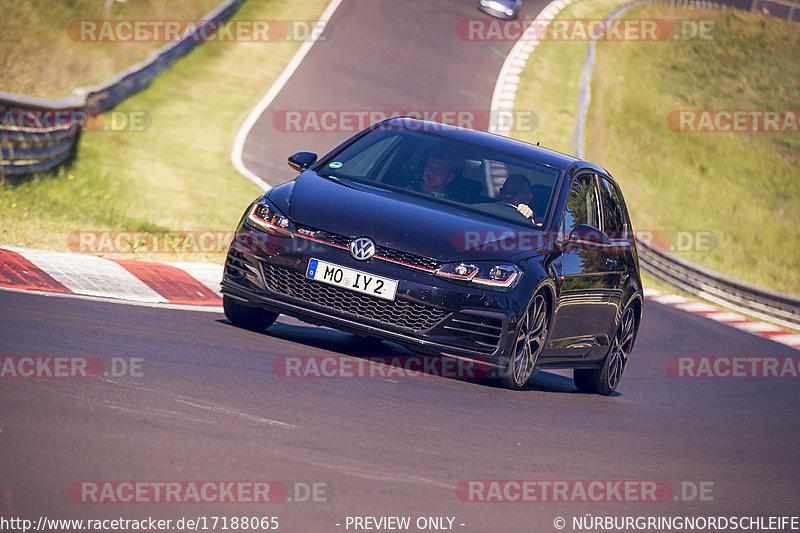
[[221, 227, 518, 368]]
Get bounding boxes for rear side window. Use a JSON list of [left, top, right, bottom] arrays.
[[563, 174, 600, 234], [599, 177, 627, 239]]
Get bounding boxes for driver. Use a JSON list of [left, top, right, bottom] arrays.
[[500, 174, 535, 219], [416, 148, 481, 203], [421, 150, 456, 195]]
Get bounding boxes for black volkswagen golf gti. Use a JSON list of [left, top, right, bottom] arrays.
[[222, 117, 643, 394]]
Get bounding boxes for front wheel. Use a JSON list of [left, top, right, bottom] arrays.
[[223, 295, 278, 332], [574, 306, 637, 395], [500, 292, 549, 390]]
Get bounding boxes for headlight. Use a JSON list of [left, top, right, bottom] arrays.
[[435, 262, 521, 289], [245, 201, 292, 236]]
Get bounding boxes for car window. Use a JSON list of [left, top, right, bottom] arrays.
[[317, 126, 561, 227], [563, 174, 600, 234], [332, 135, 402, 179], [599, 177, 627, 239]]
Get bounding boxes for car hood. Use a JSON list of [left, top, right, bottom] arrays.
[[280, 171, 549, 262]]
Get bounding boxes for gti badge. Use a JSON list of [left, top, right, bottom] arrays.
[[350, 237, 375, 261]]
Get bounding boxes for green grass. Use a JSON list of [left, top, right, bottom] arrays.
[[0, 0, 330, 263], [516, 1, 799, 296], [1, 0, 224, 98], [587, 6, 800, 296], [514, 0, 635, 153]]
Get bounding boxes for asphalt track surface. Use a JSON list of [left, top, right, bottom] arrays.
[[239, 0, 530, 182], [2, 0, 799, 531]]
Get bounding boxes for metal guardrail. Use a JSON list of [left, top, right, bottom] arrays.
[[637, 239, 800, 330], [749, 0, 798, 20], [0, 96, 82, 176], [0, 0, 245, 178], [571, 0, 800, 329]]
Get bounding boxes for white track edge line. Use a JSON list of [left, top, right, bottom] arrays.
[[489, 0, 576, 134], [0, 286, 223, 313], [230, 0, 345, 190]]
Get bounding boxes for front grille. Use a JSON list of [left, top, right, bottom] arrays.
[[441, 312, 504, 352], [260, 262, 449, 331], [225, 256, 247, 278], [374, 246, 442, 271], [299, 228, 350, 248], [295, 225, 443, 272], [225, 252, 261, 287]]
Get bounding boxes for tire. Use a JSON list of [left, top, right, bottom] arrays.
[[500, 292, 549, 390], [574, 306, 637, 395], [223, 295, 278, 332]]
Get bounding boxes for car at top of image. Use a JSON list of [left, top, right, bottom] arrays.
[[478, 0, 521, 20], [221, 117, 643, 394]]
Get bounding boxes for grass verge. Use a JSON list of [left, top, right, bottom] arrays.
[[516, 1, 799, 296], [513, 0, 635, 153], [587, 6, 799, 296], [1, 0, 224, 98], [0, 0, 331, 263]]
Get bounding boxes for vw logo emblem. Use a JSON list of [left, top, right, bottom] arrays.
[[350, 237, 375, 261]]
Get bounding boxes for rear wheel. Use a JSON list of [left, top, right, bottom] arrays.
[[574, 306, 637, 395], [223, 295, 278, 332], [500, 292, 549, 390]]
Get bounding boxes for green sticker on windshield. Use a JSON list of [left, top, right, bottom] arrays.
[[328, 161, 343, 169]]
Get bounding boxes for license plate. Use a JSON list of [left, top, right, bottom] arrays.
[[306, 259, 398, 301]]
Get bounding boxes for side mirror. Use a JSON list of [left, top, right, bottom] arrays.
[[288, 151, 317, 172], [567, 224, 612, 247]]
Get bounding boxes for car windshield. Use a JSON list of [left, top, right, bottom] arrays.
[[316, 124, 561, 226]]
